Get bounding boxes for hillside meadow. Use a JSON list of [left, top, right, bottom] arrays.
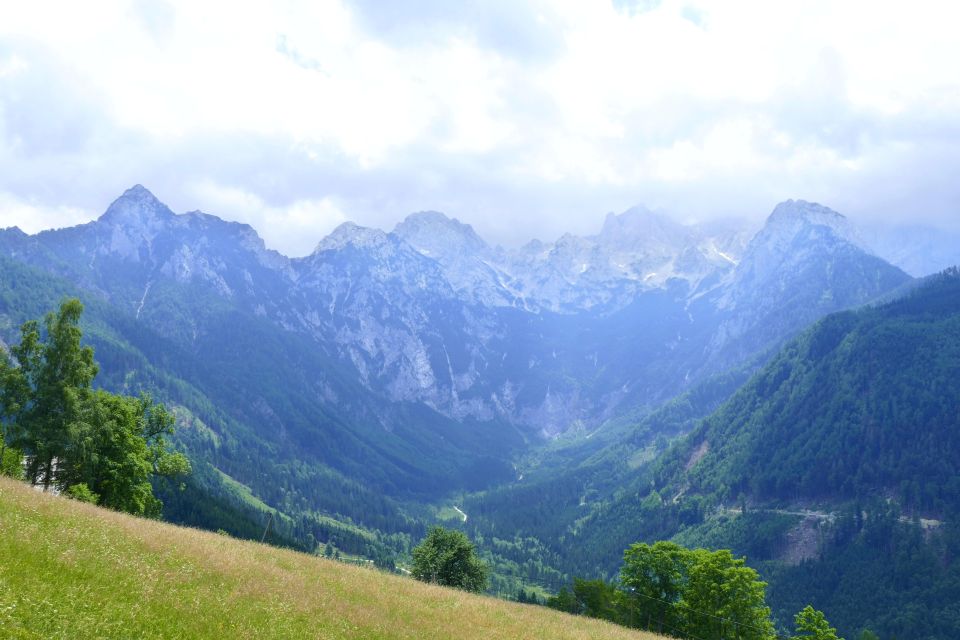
[[0, 477, 661, 639]]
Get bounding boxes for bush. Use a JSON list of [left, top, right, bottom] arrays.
[[65, 483, 99, 504], [411, 526, 489, 592]]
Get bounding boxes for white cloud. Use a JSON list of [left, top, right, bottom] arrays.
[[0, 191, 91, 232], [1, 0, 959, 251], [187, 180, 348, 256]]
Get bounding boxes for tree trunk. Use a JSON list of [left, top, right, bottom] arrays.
[[42, 455, 53, 491]]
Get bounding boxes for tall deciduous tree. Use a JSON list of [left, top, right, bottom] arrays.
[[5, 299, 97, 489], [1, 299, 190, 515], [571, 578, 628, 624], [59, 390, 190, 516], [682, 548, 774, 640], [620, 541, 691, 633], [620, 541, 775, 639]]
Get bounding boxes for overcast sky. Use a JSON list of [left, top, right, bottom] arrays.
[[1, 0, 959, 256]]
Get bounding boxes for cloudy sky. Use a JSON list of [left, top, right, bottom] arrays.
[[1, 0, 959, 256]]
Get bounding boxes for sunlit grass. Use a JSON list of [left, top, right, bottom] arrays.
[[0, 477, 662, 639]]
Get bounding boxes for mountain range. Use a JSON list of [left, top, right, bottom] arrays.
[[2, 185, 955, 637], [0, 187, 910, 438], [0, 186, 915, 509]]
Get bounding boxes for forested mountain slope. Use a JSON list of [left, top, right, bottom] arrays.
[[574, 268, 960, 638], [0, 253, 514, 562], [667, 266, 960, 510]]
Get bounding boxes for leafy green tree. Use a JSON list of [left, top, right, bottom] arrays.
[[792, 605, 843, 640], [411, 526, 489, 592], [4, 299, 97, 488], [620, 541, 691, 633], [0, 434, 23, 478], [0, 356, 26, 478], [682, 548, 774, 640], [619, 541, 774, 638], [569, 578, 618, 621], [1, 299, 189, 515], [547, 586, 576, 613], [59, 390, 190, 516]]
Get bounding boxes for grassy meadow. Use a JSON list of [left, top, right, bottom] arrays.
[[0, 477, 661, 639]]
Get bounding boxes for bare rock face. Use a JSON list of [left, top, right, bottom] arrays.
[[700, 200, 908, 376], [0, 187, 911, 438]]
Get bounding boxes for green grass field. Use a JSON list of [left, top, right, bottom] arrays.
[[0, 477, 662, 639]]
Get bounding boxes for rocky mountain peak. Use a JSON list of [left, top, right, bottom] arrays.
[[598, 205, 693, 252], [98, 185, 175, 228], [767, 199, 839, 224], [724, 200, 891, 310], [1, 226, 27, 237], [762, 199, 862, 247], [393, 210, 488, 259], [313, 222, 389, 253], [601, 204, 659, 232]]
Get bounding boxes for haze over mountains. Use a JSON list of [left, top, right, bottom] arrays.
[[2, 185, 959, 637], [0, 186, 911, 438]]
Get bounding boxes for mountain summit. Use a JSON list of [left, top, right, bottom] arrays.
[[598, 205, 692, 253], [393, 211, 489, 259], [761, 199, 863, 248], [701, 199, 909, 376], [98, 184, 176, 227], [313, 222, 391, 253]]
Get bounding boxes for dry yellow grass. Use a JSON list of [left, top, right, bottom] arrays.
[[0, 476, 666, 639]]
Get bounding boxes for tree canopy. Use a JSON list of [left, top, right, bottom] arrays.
[[547, 538, 849, 640], [620, 541, 774, 639], [0, 298, 189, 516], [411, 526, 489, 593], [792, 605, 843, 640]]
